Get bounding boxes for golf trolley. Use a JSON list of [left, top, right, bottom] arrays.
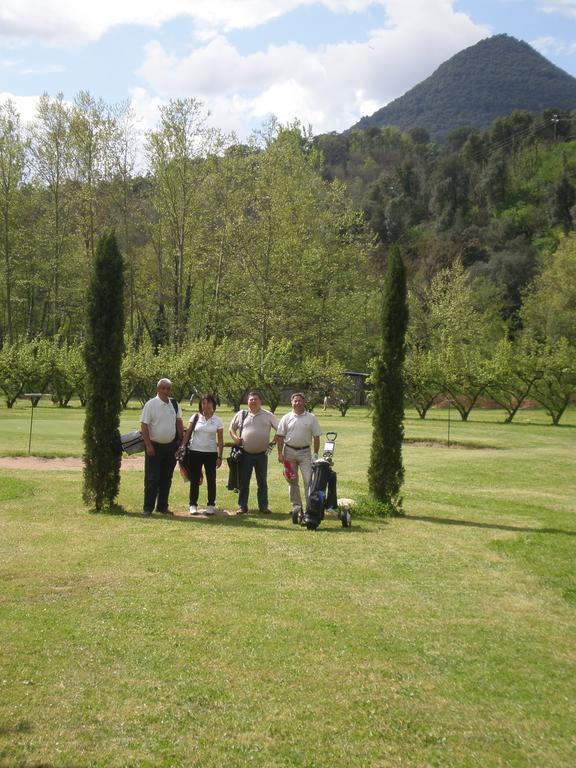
[[292, 432, 351, 531]]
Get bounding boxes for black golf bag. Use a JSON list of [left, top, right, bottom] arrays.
[[304, 459, 337, 530], [295, 432, 351, 530]]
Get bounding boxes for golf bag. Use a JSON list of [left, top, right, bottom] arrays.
[[120, 430, 145, 454], [295, 432, 351, 530], [304, 459, 338, 530]]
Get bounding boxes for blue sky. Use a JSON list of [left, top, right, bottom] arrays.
[[1, 1, 575, 138]]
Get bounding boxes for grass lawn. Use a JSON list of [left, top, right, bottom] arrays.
[[1, 403, 575, 767]]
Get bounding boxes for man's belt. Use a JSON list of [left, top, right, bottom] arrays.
[[285, 444, 309, 450]]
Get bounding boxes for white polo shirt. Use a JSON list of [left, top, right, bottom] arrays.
[[188, 414, 223, 453], [140, 396, 182, 444], [277, 410, 321, 448]]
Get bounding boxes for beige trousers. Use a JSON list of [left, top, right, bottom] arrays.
[[284, 446, 312, 510]]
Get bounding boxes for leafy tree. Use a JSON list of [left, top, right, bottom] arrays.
[[82, 233, 124, 511], [437, 340, 494, 421], [0, 100, 27, 344], [482, 153, 508, 212], [69, 91, 116, 261], [427, 263, 503, 420], [331, 376, 356, 417], [368, 248, 408, 512], [222, 122, 372, 360], [521, 234, 576, 345], [429, 154, 470, 230], [146, 98, 226, 344], [550, 172, 575, 233], [214, 338, 258, 411], [485, 337, 541, 423], [108, 100, 140, 335], [403, 288, 441, 419], [29, 93, 73, 337], [50, 340, 79, 407], [257, 338, 298, 413], [0, 339, 52, 408], [404, 348, 440, 419], [120, 339, 159, 408], [530, 338, 576, 425], [67, 343, 87, 406], [299, 354, 349, 412]]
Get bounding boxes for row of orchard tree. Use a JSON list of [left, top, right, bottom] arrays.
[[0, 94, 377, 370], [401, 236, 576, 425], [0, 335, 355, 415], [2, 231, 575, 424], [2, 233, 574, 425]]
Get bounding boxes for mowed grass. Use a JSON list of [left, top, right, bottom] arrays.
[[0, 403, 575, 767]]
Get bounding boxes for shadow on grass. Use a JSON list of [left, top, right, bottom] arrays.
[[0, 720, 32, 735], [404, 414, 576, 429], [114, 509, 374, 533], [404, 513, 576, 536]]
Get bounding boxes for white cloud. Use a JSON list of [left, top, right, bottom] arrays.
[[0, 1, 382, 45], [538, 1, 576, 18], [20, 64, 65, 75], [136, 1, 489, 135], [531, 34, 576, 55], [0, 92, 41, 123]]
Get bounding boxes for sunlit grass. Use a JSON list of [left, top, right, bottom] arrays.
[[0, 404, 575, 766]]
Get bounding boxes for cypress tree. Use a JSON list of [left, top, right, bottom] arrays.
[[82, 232, 125, 511], [368, 247, 408, 513]]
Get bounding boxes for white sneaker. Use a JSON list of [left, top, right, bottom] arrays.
[[189, 505, 198, 515], [205, 505, 216, 516]]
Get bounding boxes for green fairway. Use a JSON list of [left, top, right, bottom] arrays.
[[1, 404, 575, 767]]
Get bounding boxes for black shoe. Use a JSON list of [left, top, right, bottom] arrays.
[[259, 508, 272, 514], [142, 509, 152, 517], [158, 509, 174, 516], [236, 507, 248, 515]]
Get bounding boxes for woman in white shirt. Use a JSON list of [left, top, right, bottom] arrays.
[[180, 394, 224, 516]]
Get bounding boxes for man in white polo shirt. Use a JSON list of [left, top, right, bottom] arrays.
[[140, 378, 183, 516], [229, 390, 278, 514], [276, 392, 321, 516]]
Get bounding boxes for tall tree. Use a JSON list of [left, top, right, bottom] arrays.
[[108, 100, 139, 334], [82, 232, 125, 511], [224, 121, 372, 358], [29, 93, 73, 336], [0, 100, 27, 344], [368, 247, 408, 512], [427, 262, 504, 420], [521, 233, 576, 345], [69, 91, 115, 261], [146, 98, 225, 344]]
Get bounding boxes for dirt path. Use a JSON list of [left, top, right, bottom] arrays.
[[0, 456, 144, 471]]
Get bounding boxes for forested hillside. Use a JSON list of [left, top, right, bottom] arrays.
[[317, 108, 576, 321], [352, 35, 576, 142]]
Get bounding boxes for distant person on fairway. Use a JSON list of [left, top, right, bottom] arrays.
[[229, 390, 278, 515], [276, 392, 322, 516], [140, 378, 183, 516]]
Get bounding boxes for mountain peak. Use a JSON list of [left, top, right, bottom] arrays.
[[351, 34, 576, 141]]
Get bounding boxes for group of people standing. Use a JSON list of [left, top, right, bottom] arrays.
[[139, 379, 322, 518]]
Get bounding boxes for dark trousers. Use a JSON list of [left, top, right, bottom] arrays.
[[238, 452, 268, 510], [144, 440, 177, 513], [188, 451, 218, 506]]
